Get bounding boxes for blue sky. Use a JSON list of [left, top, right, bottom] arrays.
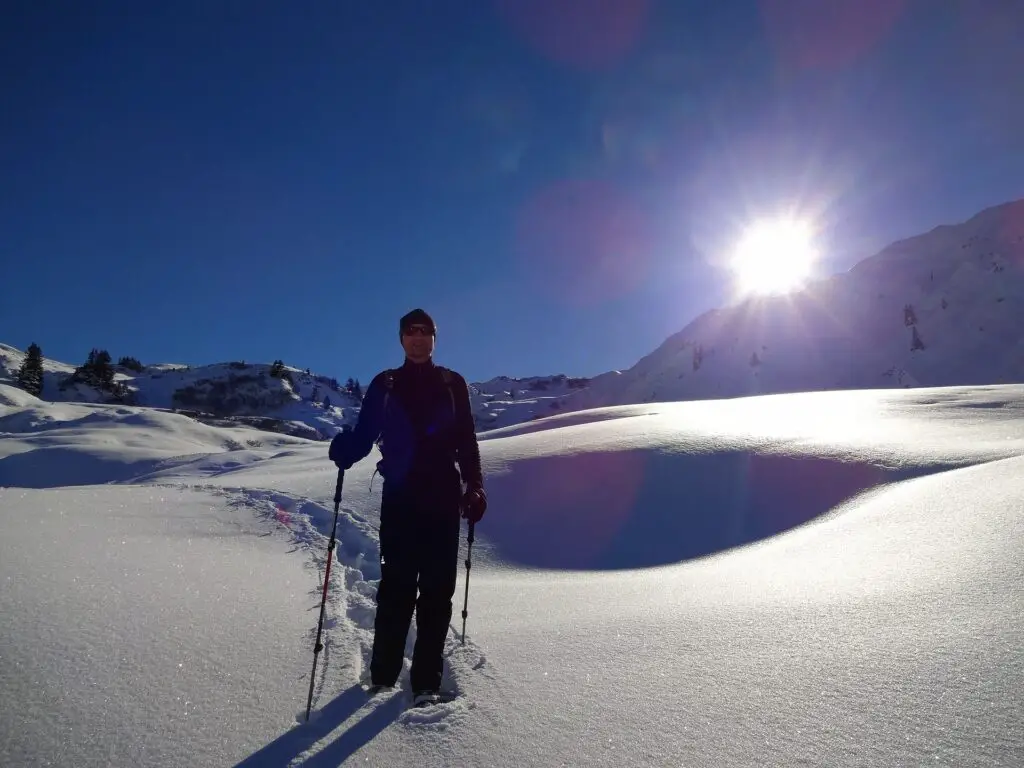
[[3, 1, 1022, 385]]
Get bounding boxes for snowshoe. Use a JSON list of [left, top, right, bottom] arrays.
[[362, 682, 395, 696], [411, 689, 458, 708]]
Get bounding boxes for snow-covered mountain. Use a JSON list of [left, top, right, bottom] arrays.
[[0, 342, 587, 438], [468, 373, 590, 430], [0, 341, 592, 436], [561, 199, 1024, 412], [4, 199, 1022, 439], [0, 344, 361, 441]]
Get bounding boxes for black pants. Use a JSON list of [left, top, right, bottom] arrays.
[[369, 482, 461, 692]]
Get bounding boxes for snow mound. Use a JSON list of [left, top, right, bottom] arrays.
[[0, 382, 42, 409], [475, 384, 1024, 570], [0, 398, 310, 488]]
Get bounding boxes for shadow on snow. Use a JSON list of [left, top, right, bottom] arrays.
[[233, 684, 406, 767], [482, 449, 956, 570]]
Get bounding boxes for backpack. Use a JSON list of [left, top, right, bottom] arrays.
[[378, 365, 456, 426]]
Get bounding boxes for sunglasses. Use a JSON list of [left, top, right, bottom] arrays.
[[402, 324, 434, 337]]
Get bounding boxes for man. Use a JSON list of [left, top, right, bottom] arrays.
[[329, 308, 487, 704]]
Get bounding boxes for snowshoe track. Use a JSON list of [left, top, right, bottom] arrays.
[[149, 481, 511, 740]]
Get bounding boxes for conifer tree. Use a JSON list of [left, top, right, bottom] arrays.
[[92, 349, 115, 387], [16, 343, 44, 396]]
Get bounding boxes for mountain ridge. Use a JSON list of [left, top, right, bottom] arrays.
[[4, 198, 1022, 435]]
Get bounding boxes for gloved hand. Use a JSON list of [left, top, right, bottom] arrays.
[[461, 485, 487, 524], [328, 430, 353, 470]]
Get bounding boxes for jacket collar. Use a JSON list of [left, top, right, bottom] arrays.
[[401, 357, 436, 373]]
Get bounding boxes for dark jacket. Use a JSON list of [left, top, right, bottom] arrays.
[[331, 359, 483, 495]]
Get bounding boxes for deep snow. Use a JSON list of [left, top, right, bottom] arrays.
[[2, 379, 1023, 766], [0, 484, 313, 766]]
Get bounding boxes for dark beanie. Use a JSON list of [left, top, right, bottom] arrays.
[[400, 308, 436, 335]]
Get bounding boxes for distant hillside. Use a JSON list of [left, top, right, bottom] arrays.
[[468, 374, 591, 430], [0, 342, 585, 437], [0, 345, 363, 441]]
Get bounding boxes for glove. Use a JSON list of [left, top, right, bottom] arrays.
[[328, 430, 353, 470], [461, 485, 487, 524]]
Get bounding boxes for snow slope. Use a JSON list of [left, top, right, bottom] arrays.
[[563, 199, 1024, 413], [2, 379, 1023, 766], [0, 394, 312, 488]]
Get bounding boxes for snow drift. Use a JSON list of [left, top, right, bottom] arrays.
[[2, 379, 1023, 766]]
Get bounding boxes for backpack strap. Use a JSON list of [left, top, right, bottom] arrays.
[[370, 369, 398, 489], [438, 366, 456, 415], [375, 369, 397, 450]]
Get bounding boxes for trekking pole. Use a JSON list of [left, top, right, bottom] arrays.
[[461, 520, 475, 645], [305, 469, 344, 722]]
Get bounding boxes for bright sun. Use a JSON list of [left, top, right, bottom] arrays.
[[731, 218, 818, 296]]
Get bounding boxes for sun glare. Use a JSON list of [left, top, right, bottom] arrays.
[[731, 218, 818, 296]]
